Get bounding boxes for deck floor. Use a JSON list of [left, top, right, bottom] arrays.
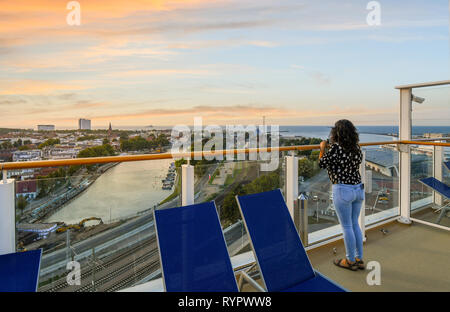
[[242, 221, 450, 292], [307, 221, 450, 292], [412, 206, 450, 227]]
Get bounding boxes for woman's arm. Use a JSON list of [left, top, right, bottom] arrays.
[[319, 140, 328, 159], [319, 141, 337, 169]]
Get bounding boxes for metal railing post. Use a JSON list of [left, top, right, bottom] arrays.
[[297, 194, 308, 246], [0, 172, 15, 255], [359, 151, 366, 242], [398, 87, 412, 224], [433, 142, 444, 206], [285, 154, 298, 220], [181, 163, 194, 206]]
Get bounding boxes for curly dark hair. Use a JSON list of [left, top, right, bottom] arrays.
[[329, 119, 360, 154]]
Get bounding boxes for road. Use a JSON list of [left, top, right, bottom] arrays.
[[39, 212, 155, 276], [40, 236, 159, 292], [39, 215, 247, 292]]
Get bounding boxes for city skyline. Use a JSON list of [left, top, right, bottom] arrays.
[[0, 0, 449, 128]]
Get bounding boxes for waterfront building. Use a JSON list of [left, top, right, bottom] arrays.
[[423, 133, 448, 139], [365, 148, 429, 177], [78, 118, 92, 130], [37, 125, 55, 131]]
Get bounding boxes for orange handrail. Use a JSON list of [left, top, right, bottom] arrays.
[[401, 141, 450, 147], [0, 139, 447, 170]]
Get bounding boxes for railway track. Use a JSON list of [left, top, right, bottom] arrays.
[[39, 217, 243, 292], [75, 248, 159, 292], [40, 236, 156, 292], [103, 259, 160, 292]]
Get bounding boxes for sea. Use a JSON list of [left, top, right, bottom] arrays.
[[279, 125, 450, 140]]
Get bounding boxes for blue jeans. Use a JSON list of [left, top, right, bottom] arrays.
[[332, 183, 364, 262]]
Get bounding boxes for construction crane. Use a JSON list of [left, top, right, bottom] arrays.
[[17, 242, 28, 252], [56, 217, 103, 234]]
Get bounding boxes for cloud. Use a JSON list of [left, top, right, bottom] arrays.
[[291, 64, 304, 70], [0, 98, 28, 106], [71, 100, 107, 109], [0, 0, 447, 129], [105, 68, 212, 78], [0, 80, 89, 95], [307, 71, 331, 85], [290, 66, 331, 85], [52, 103, 395, 123], [167, 39, 278, 50]]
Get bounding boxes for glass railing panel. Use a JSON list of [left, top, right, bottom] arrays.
[[409, 85, 449, 228], [193, 156, 285, 257], [14, 160, 179, 292], [409, 144, 433, 211], [411, 85, 450, 140], [362, 145, 400, 226], [410, 144, 450, 228], [296, 150, 340, 245], [444, 157, 450, 186], [296, 143, 401, 246]]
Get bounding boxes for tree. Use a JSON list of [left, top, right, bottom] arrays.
[[13, 139, 23, 148], [220, 185, 245, 225], [77, 135, 97, 141], [38, 138, 60, 149], [120, 136, 150, 151], [37, 179, 50, 198], [119, 133, 129, 141], [1, 141, 13, 150], [309, 150, 320, 161], [16, 196, 28, 215], [155, 134, 169, 147], [243, 170, 280, 195], [219, 169, 281, 226], [298, 157, 320, 180], [78, 144, 116, 158], [68, 165, 81, 176], [77, 144, 116, 171]]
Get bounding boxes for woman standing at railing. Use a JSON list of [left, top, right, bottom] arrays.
[[319, 119, 365, 271]]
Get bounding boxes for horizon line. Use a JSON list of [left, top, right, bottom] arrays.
[[2, 125, 450, 131]]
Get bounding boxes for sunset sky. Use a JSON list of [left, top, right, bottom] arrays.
[[0, 0, 449, 129]]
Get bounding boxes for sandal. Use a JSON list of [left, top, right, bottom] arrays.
[[355, 258, 365, 270], [333, 258, 358, 271]]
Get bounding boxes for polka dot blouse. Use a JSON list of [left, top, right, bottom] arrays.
[[318, 143, 362, 185]]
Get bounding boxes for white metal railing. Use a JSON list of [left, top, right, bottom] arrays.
[[396, 80, 450, 225]]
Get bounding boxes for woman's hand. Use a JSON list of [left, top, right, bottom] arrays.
[[319, 140, 328, 159]]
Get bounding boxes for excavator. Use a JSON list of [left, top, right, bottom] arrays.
[[17, 242, 27, 252], [56, 217, 103, 234]]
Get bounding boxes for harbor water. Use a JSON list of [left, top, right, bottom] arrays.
[[46, 159, 174, 225]]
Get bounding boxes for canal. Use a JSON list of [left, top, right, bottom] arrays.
[[46, 159, 174, 224]]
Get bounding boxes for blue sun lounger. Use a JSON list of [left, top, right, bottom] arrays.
[[419, 177, 450, 224], [0, 249, 42, 292], [236, 189, 346, 292], [154, 202, 238, 292], [445, 161, 450, 171]]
